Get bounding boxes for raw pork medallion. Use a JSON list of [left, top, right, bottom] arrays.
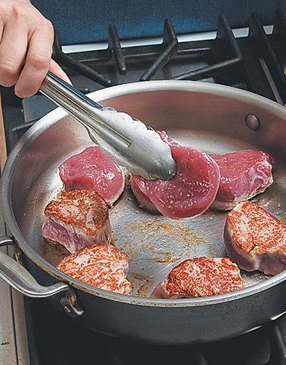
[[56, 244, 132, 294], [42, 189, 111, 253], [131, 132, 220, 219], [211, 150, 273, 211], [59, 146, 125, 205], [151, 257, 243, 298], [130, 177, 158, 212], [225, 201, 286, 275]]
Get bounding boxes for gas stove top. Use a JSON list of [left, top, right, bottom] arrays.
[[3, 11, 286, 153], [1, 10, 286, 365]]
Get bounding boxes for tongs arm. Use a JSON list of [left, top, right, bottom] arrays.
[[40, 72, 176, 180], [40, 72, 130, 149]]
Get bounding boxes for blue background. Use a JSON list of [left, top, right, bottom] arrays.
[[31, 0, 286, 45]]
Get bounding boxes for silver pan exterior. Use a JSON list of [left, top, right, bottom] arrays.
[[1, 80, 286, 344]]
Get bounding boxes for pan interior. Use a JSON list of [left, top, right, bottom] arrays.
[[9, 86, 286, 299]]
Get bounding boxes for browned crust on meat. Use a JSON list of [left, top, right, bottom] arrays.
[[44, 189, 109, 236], [226, 201, 286, 254], [56, 244, 132, 294], [164, 257, 243, 298]]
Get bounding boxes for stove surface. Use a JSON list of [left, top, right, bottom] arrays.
[[0, 190, 29, 364]]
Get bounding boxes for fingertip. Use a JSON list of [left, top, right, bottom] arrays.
[[14, 85, 33, 98], [49, 60, 72, 85], [15, 80, 40, 98]]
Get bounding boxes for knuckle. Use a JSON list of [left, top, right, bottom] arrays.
[[0, 63, 17, 86], [8, 4, 27, 21], [29, 54, 50, 71], [42, 19, 54, 32], [0, 63, 15, 76], [10, 5, 21, 19]]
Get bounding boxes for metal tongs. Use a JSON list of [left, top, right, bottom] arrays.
[[39, 72, 176, 180]]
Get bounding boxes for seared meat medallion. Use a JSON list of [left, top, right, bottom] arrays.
[[56, 244, 132, 295], [151, 257, 243, 298], [42, 189, 111, 253], [225, 201, 286, 275]]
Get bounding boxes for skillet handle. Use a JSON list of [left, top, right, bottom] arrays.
[[0, 236, 69, 298]]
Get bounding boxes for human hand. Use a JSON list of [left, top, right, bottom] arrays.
[[0, 0, 69, 98]]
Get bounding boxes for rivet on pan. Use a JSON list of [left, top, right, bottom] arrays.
[[63, 305, 72, 314], [60, 291, 84, 317], [244, 114, 260, 131]]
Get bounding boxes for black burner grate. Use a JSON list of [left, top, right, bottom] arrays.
[[3, 10, 286, 154], [50, 11, 286, 102]]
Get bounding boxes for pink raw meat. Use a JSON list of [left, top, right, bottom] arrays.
[[130, 177, 157, 212], [59, 146, 125, 205], [157, 131, 181, 146], [211, 150, 273, 211], [130, 131, 179, 213], [131, 133, 220, 219]]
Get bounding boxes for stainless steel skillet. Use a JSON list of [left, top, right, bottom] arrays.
[[1, 80, 286, 344]]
